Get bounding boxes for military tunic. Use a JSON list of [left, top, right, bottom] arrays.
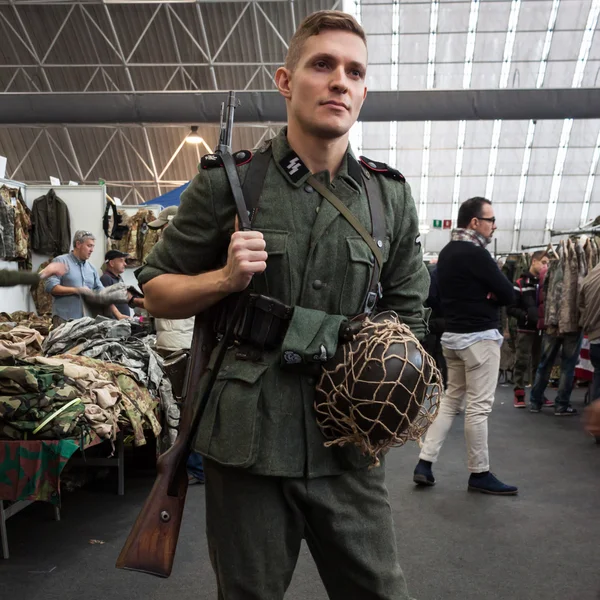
[[138, 128, 425, 599], [0, 269, 40, 287], [137, 128, 429, 479]]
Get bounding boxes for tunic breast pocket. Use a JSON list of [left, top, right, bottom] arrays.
[[339, 236, 390, 316], [261, 229, 291, 299]]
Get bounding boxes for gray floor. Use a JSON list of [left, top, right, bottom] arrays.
[[2, 384, 599, 600]]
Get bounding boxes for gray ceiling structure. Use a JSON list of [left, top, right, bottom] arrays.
[[0, 0, 599, 253]]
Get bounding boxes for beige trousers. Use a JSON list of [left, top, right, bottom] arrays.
[[419, 339, 501, 473]]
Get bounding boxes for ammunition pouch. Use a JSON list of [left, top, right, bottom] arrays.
[[235, 293, 294, 349], [216, 293, 294, 350]]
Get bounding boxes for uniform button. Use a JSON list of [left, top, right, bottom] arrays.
[[312, 280, 323, 290], [304, 185, 314, 193], [377, 239, 383, 248]]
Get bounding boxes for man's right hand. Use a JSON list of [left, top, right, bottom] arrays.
[[221, 229, 267, 293], [40, 262, 68, 279]]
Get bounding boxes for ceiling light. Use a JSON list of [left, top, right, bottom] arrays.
[[186, 126, 202, 145]]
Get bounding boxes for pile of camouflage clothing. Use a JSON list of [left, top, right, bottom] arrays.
[[0, 363, 88, 441], [0, 355, 163, 449], [43, 316, 178, 449], [0, 311, 52, 336], [0, 325, 44, 360]]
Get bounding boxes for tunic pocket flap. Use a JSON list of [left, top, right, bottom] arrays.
[[216, 362, 269, 385], [346, 236, 374, 265], [262, 230, 288, 256]]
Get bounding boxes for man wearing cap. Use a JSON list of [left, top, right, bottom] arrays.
[[101, 250, 145, 319], [148, 206, 178, 230]]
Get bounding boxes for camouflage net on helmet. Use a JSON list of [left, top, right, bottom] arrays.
[[315, 313, 441, 466]]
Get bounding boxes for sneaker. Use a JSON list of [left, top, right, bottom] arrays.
[[554, 406, 578, 416], [543, 397, 554, 408], [468, 472, 518, 496], [188, 474, 205, 485], [413, 461, 435, 486], [529, 405, 541, 413], [513, 389, 526, 408]]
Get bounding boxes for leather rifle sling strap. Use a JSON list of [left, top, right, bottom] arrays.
[[362, 172, 386, 313], [221, 151, 252, 231], [307, 175, 384, 269], [242, 145, 272, 221], [239, 145, 272, 297], [307, 174, 386, 313]]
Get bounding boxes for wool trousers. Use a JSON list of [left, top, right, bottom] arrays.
[[203, 458, 413, 600]]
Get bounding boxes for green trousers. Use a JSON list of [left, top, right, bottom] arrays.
[[204, 459, 413, 600], [513, 330, 543, 389]]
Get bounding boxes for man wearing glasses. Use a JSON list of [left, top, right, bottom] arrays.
[[413, 197, 518, 495], [45, 230, 105, 326]]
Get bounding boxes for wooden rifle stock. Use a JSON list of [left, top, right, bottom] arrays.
[[117, 89, 245, 578], [116, 313, 215, 577]]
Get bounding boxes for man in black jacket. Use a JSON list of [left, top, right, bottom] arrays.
[[413, 197, 518, 495], [507, 251, 549, 408]]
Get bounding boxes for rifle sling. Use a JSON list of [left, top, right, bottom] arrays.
[[222, 151, 251, 231], [307, 175, 384, 270]]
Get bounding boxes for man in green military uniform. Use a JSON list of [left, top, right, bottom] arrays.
[[137, 10, 428, 599]]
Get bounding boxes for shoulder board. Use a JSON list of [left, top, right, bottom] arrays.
[[359, 156, 405, 183], [201, 150, 253, 169]]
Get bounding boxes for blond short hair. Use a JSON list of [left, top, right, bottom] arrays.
[[284, 10, 367, 71]]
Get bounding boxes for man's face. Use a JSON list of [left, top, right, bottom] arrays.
[[277, 30, 368, 139], [109, 257, 127, 275], [471, 203, 497, 240], [75, 238, 95, 260], [531, 256, 549, 276]]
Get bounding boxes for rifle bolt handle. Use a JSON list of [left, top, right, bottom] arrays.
[[160, 510, 171, 523]]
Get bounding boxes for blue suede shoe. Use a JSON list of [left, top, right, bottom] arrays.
[[413, 461, 435, 486], [468, 472, 518, 496]]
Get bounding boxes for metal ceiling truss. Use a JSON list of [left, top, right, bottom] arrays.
[[545, 0, 600, 236], [0, 0, 330, 94], [510, 0, 561, 252], [450, 0, 480, 226], [5, 123, 275, 201]]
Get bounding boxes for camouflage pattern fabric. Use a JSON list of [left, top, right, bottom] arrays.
[[30, 260, 54, 317], [0, 364, 85, 440], [0, 326, 44, 359], [27, 356, 122, 443], [0, 439, 79, 505], [110, 209, 158, 267], [12, 191, 31, 261], [56, 354, 162, 447], [0, 311, 52, 337], [0, 187, 16, 260]]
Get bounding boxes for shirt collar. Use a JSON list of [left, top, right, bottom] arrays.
[[70, 252, 86, 265], [270, 127, 363, 191]]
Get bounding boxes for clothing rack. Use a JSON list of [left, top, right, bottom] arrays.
[[520, 244, 551, 251], [550, 227, 600, 237]]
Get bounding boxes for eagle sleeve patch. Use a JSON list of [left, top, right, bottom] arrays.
[[201, 150, 252, 169], [359, 156, 405, 183]]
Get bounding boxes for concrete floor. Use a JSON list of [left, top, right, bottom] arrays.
[[2, 384, 599, 600]]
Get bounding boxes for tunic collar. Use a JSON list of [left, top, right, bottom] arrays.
[[270, 127, 363, 192]]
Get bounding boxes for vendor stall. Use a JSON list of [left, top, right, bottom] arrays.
[[0, 312, 178, 559]]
